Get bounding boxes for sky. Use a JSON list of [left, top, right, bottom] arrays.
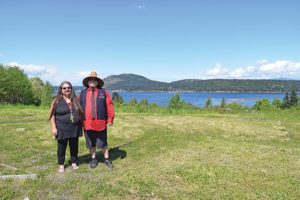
[[0, 0, 299, 85]]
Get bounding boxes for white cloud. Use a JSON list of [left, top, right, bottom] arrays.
[[206, 63, 229, 78], [7, 62, 53, 76], [205, 60, 300, 79], [258, 60, 300, 73], [5, 63, 113, 85], [229, 66, 255, 79]]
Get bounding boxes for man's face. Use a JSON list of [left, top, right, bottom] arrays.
[[88, 78, 98, 89]]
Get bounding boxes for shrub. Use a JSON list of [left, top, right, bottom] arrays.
[[128, 98, 138, 105], [272, 98, 282, 108], [139, 99, 149, 106], [168, 93, 184, 110], [253, 99, 271, 110]]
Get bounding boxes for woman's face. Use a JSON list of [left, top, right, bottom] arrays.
[[61, 83, 72, 96]]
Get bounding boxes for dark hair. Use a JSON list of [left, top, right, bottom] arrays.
[[49, 81, 83, 120]]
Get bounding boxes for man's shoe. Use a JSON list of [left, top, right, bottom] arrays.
[[90, 158, 98, 168], [104, 159, 113, 169]]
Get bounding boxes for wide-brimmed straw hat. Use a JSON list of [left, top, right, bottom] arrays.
[[82, 71, 104, 88]]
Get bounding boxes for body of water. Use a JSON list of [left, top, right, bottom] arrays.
[[110, 91, 287, 107]]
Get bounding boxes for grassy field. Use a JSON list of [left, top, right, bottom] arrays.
[[0, 106, 299, 199]]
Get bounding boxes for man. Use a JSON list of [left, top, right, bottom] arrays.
[[80, 71, 115, 168]]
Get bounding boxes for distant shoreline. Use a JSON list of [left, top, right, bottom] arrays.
[[109, 90, 291, 94], [67, 88, 294, 94]]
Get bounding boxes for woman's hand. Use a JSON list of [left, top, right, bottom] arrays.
[[52, 127, 57, 136]]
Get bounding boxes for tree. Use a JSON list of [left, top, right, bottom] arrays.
[[290, 90, 298, 107], [168, 93, 184, 110], [205, 97, 212, 108], [0, 64, 34, 104], [30, 78, 53, 106], [220, 97, 226, 108], [42, 81, 54, 106], [281, 92, 290, 109], [112, 91, 124, 104], [30, 77, 44, 105]]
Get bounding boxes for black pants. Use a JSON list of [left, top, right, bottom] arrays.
[[57, 137, 79, 165]]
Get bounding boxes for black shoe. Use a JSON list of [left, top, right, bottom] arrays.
[[104, 159, 113, 169], [90, 158, 98, 168]]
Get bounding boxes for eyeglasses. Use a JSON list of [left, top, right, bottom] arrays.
[[88, 80, 97, 83], [62, 87, 71, 90]]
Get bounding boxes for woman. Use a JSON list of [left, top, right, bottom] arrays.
[[49, 81, 83, 173]]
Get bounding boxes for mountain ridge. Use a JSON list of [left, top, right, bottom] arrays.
[[55, 74, 300, 92], [101, 73, 300, 92]]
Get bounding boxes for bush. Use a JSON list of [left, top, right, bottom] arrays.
[[139, 99, 149, 106], [128, 98, 138, 105], [253, 99, 271, 110], [168, 93, 184, 110], [272, 98, 282, 108]]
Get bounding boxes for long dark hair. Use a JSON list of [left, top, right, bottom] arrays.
[[49, 81, 83, 120]]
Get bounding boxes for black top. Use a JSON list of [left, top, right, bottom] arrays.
[[55, 99, 83, 140]]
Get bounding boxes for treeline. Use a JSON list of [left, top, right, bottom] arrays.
[[0, 64, 53, 106], [253, 91, 300, 110], [170, 79, 300, 92], [111, 91, 300, 113]]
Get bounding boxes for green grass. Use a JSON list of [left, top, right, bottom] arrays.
[[0, 106, 299, 199]]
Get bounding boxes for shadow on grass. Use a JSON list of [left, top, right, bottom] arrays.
[[74, 141, 133, 165]]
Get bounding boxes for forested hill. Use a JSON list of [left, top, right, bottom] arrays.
[[103, 74, 300, 92], [56, 74, 300, 92]]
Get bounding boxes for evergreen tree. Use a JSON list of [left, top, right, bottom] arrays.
[[281, 92, 290, 109], [112, 91, 124, 104], [168, 93, 184, 110], [220, 97, 226, 108], [205, 97, 212, 108], [290, 90, 298, 107]]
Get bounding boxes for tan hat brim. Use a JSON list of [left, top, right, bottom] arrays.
[[83, 76, 104, 88]]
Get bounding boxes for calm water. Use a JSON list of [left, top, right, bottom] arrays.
[[106, 91, 286, 107]]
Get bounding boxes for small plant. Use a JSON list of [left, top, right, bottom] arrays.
[[168, 93, 184, 110]]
